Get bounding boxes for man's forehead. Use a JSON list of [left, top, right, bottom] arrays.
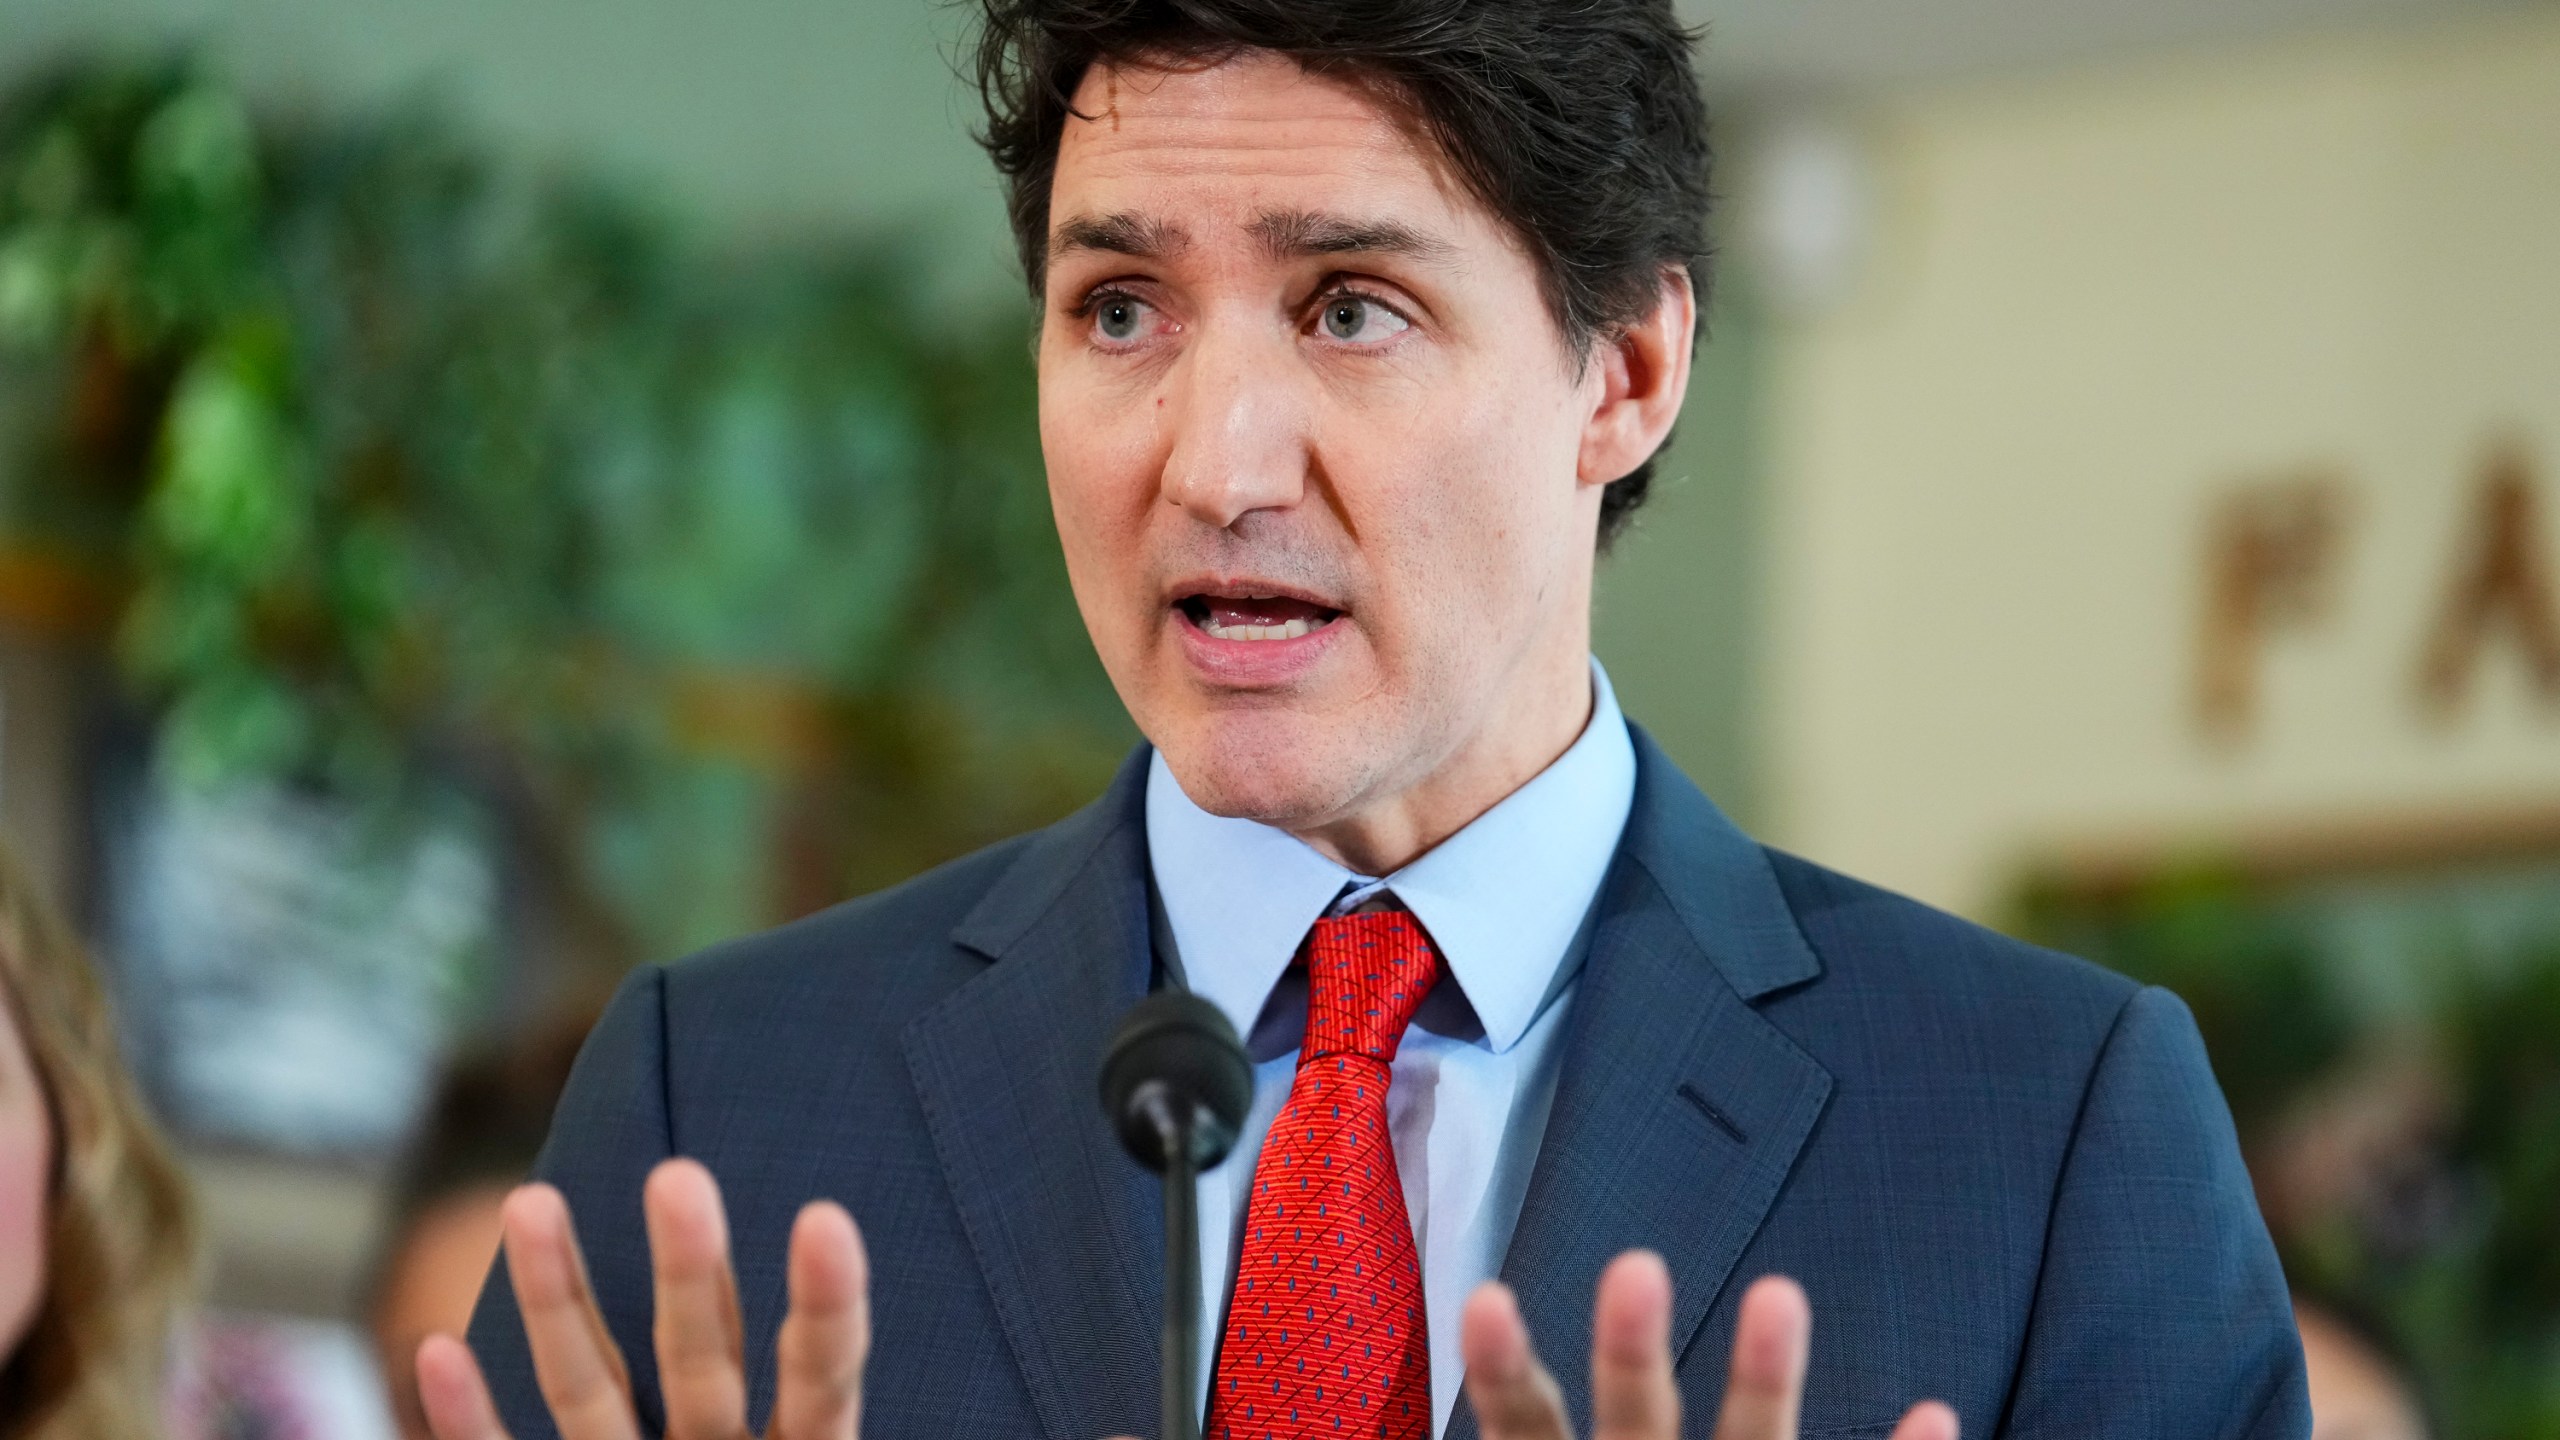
[[1060, 50, 1405, 151], [1048, 55, 1482, 267]]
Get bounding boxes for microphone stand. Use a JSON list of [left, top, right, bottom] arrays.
[[1139, 1083, 1205, 1440], [1099, 991, 1244, 1440]]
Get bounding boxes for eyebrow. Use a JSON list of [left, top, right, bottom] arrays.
[[1048, 211, 1192, 262], [1045, 207, 1458, 269], [1249, 209, 1458, 267]]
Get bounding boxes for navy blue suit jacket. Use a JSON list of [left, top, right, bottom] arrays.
[[468, 732, 2310, 1438]]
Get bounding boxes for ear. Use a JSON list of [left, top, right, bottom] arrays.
[[1577, 268, 1697, 489]]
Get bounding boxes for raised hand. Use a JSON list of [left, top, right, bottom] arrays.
[[415, 1173, 1939, 1440], [412, 1158, 871, 1440], [1459, 1253, 1960, 1440]]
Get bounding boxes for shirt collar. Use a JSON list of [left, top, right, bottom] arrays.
[[1146, 659, 1637, 1054]]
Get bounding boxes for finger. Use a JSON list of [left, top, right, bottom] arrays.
[[648, 1159, 751, 1440], [417, 1334, 513, 1440], [503, 1184, 643, 1440], [1591, 1251, 1680, 1440], [767, 1200, 871, 1440], [1709, 1276, 1810, 1440], [1460, 1281, 1572, 1440], [1892, 1400, 1960, 1440]]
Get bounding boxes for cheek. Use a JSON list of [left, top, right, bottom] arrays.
[[1040, 366, 1174, 656], [1344, 366, 1582, 615], [0, 1090, 52, 1356]]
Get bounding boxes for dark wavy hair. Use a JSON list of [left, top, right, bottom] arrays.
[[967, 0, 1714, 545]]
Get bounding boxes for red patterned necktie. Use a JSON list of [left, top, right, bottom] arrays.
[[1209, 909, 1441, 1440]]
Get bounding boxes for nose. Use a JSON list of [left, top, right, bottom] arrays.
[[1158, 323, 1308, 529]]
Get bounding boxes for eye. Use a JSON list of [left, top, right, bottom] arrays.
[[1316, 292, 1412, 345], [1092, 293, 1148, 343]]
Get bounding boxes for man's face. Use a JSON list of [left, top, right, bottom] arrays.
[[1038, 52, 1617, 846]]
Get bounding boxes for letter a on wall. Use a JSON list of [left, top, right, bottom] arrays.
[[2417, 441, 2560, 719]]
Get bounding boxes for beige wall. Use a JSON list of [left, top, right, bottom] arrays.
[[1759, 11, 2560, 917]]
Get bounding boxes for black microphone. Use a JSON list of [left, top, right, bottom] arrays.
[[1100, 991, 1252, 1440]]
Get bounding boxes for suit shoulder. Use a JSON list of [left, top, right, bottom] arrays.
[[658, 830, 1036, 1012], [1762, 847, 2138, 1053]]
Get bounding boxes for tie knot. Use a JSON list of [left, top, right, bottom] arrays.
[[1302, 909, 1442, 1064]]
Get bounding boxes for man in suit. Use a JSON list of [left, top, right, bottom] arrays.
[[422, 1, 2313, 1437]]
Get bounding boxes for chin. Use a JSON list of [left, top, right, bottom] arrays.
[[1151, 710, 1375, 831]]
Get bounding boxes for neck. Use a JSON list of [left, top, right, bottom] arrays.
[[1290, 639, 1595, 877]]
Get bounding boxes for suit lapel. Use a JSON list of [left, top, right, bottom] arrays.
[[1447, 730, 1834, 1440], [905, 751, 1164, 1440]]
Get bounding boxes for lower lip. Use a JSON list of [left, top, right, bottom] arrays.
[[1171, 608, 1346, 687]]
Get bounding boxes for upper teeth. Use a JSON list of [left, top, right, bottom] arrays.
[[1204, 615, 1319, 641]]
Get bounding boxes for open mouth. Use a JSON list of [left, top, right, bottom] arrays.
[[1174, 590, 1344, 642]]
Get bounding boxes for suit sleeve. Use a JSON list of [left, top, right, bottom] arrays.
[[1998, 985, 2311, 1439], [463, 964, 675, 1439]]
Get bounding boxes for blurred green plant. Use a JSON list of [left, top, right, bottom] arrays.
[[2017, 869, 2560, 1439], [0, 57, 1130, 961], [2018, 865, 2358, 1141], [2391, 949, 2560, 1438]]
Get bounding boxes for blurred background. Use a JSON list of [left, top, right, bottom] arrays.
[[0, 0, 2553, 1436]]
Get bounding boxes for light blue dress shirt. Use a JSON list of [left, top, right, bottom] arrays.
[[1145, 659, 1638, 1437]]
